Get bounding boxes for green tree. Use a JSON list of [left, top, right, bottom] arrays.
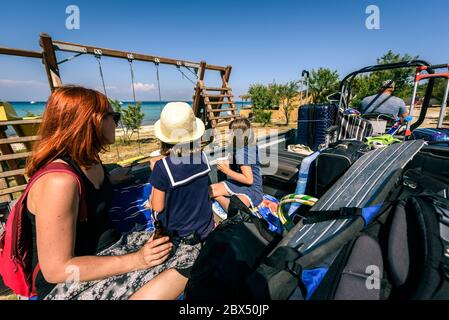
[[432, 78, 448, 102], [350, 50, 418, 107], [308, 68, 340, 103], [122, 102, 145, 153], [248, 83, 279, 110], [277, 81, 299, 125], [432, 79, 449, 121]]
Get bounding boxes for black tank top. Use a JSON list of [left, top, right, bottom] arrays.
[[27, 157, 121, 298]]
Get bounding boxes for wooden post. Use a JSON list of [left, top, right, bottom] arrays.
[[40, 33, 62, 91], [223, 65, 232, 84], [193, 61, 207, 117]]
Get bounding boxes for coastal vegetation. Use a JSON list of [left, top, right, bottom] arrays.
[[246, 50, 449, 122], [248, 81, 299, 125]]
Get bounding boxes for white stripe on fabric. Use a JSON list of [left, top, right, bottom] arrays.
[[162, 151, 211, 188], [222, 181, 255, 208], [294, 224, 315, 244], [305, 220, 337, 250]]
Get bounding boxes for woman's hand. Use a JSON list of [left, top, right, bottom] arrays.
[[217, 160, 230, 175], [136, 235, 173, 269]]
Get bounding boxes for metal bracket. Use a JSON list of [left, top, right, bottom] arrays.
[[184, 62, 200, 69], [94, 49, 102, 56], [154, 58, 160, 65], [127, 53, 134, 61], [53, 43, 87, 54], [57, 52, 85, 65]]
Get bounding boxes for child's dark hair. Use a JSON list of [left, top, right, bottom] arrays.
[[160, 139, 203, 157], [229, 118, 255, 149]]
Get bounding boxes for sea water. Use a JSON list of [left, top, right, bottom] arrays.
[[9, 101, 251, 126]]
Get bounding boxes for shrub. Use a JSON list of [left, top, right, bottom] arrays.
[[254, 109, 272, 126]]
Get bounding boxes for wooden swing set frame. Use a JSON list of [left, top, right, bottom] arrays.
[[0, 32, 240, 200]]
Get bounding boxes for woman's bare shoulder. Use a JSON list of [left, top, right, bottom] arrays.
[[28, 160, 80, 206]]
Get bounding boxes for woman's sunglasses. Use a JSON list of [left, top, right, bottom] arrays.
[[106, 112, 121, 125]]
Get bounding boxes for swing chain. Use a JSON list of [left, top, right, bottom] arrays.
[[127, 54, 137, 103], [94, 50, 107, 96], [154, 60, 162, 105]]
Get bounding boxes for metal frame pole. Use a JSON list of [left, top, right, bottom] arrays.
[[437, 78, 449, 128]]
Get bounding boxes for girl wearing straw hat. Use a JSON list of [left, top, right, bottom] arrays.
[[134, 102, 214, 298]]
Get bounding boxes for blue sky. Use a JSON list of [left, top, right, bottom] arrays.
[[0, 0, 448, 101]]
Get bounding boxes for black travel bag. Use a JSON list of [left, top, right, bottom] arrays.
[[314, 140, 367, 197], [184, 196, 282, 300]]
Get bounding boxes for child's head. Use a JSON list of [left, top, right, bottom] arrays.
[[159, 139, 202, 157], [154, 102, 205, 157], [229, 118, 255, 149]]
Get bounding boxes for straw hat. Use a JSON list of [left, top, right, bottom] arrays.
[[154, 102, 205, 144]]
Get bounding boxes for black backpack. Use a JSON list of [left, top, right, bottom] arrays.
[[310, 192, 449, 300], [248, 169, 449, 300], [184, 196, 282, 300]]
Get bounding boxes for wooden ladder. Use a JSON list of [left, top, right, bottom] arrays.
[[193, 63, 240, 129], [201, 84, 239, 128]]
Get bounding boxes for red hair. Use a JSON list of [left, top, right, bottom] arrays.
[[26, 86, 110, 177]]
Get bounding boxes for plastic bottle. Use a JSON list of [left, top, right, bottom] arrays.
[[287, 151, 320, 216]]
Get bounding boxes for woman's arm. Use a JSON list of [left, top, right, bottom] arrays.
[[217, 161, 254, 186], [32, 174, 172, 284]]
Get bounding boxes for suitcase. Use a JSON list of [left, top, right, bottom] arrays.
[[314, 140, 366, 197], [296, 104, 337, 151], [411, 128, 449, 143]]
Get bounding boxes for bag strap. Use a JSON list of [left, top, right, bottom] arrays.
[[300, 207, 363, 224], [226, 195, 278, 243], [362, 82, 394, 114], [24, 162, 88, 221], [31, 263, 41, 297], [407, 193, 449, 281], [264, 245, 303, 275], [368, 94, 394, 114]]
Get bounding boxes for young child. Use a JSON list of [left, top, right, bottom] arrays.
[[147, 102, 214, 285], [209, 118, 263, 215]]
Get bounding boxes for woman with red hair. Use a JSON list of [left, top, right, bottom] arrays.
[[25, 86, 193, 300]]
